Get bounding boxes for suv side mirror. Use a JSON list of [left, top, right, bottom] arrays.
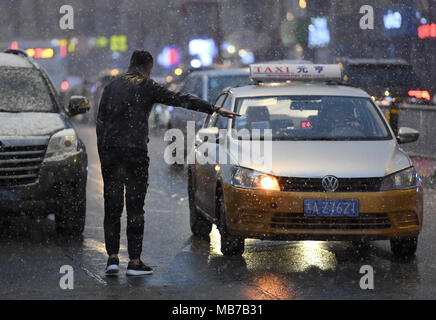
[[67, 96, 91, 117], [397, 127, 419, 144]]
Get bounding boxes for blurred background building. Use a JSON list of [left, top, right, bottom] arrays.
[[0, 0, 434, 92]]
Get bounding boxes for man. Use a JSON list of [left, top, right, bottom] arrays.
[[97, 50, 239, 276]]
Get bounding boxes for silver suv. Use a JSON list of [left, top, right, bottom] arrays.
[[0, 49, 90, 236]]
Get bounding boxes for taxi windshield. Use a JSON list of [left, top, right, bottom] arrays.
[[233, 95, 392, 141]]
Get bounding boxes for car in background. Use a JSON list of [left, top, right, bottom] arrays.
[[157, 68, 252, 164], [188, 63, 423, 257], [339, 59, 432, 105], [165, 68, 251, 131], [0, 49, 90, 235]]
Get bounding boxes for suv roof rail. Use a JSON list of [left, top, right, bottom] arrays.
[[3, 49, 29, 58]]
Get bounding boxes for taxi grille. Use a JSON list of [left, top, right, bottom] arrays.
[[0, 145, 47, 187], [270, 212, 392, 230], [278, 177, 384, 192]]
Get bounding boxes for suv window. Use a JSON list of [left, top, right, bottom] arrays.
[[192, 77, 203, 98], [207, 74, 250, 102], [182, 75, 203, 98], [0, 67, 55, 113]]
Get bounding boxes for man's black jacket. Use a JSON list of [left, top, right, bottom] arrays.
[[96, 71, 215, 151]]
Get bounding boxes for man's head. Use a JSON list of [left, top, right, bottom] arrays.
[[129, 50, 153, 78]]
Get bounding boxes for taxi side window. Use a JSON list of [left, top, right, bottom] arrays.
[[208, 94, 228, 128], [204, 94, 226, 128], [215, 95, 232, 129]]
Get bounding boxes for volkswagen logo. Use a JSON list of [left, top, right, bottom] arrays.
[[322, 175, 339, 192]]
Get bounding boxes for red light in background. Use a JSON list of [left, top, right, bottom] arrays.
[[408, 90, 431, 101], [301, 121, 312, 128], [10, 41, 18, 50], [418, 23, 436, 39], [60, 44, 67, 58], [168, 48, 179, 66], [61, 81, 70, 91]]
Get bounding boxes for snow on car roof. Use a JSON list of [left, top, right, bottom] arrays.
[[230, 82, 371, 99], [0, 53, 33, 68]]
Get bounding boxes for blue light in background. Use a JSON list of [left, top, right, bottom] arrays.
[[384, 10, 402, 29], [308, 17, 330, 48], [188, 39, 217, 67], [240, 51, 254, 65]]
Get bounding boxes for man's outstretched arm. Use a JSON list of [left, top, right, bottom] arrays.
[[149, 80, 240, 119]]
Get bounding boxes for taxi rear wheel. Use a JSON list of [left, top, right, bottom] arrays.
[[216, 189, 245, 256], [390, 237, 418, 257], [188, 170, 212, 238]]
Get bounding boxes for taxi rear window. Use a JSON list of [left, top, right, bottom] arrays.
[[233, 96, 392, 141]]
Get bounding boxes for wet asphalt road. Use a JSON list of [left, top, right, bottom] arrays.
[[1, 120, 436, 300]]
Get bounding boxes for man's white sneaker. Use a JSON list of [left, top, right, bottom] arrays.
[[126, 260, 153, 276], [105, 257, 120, 276]]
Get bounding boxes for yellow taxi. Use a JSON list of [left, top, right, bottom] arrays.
[[187, 64, 423, 257]]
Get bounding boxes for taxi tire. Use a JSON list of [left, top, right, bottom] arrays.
[[188, 172, 212, 238], [390, 237, 418, 257], [216, 190, 245, 256], [55, 194, 86, 237]]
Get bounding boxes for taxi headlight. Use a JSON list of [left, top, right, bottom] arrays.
[[381, 167, 417, 191], [46, 129, 78, 159], [232, 167, 280, 191]]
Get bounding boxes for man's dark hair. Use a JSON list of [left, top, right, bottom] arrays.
[[130, 50, 153, 69]]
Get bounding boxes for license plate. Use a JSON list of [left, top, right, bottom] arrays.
[[0, 189, 20, 201], [304, 199, 358, 217]]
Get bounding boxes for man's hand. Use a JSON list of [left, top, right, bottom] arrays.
[[214, 106, 241, 119]]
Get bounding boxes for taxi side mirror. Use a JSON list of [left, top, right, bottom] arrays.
[[67, 96, 91, 117], [197, 127, 220, 144], [397, 127, 419, 144]]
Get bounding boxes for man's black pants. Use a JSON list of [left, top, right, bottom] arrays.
[[98, 147, 149, 260]]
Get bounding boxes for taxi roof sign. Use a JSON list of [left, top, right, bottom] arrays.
[[250, 64, 342, 82]]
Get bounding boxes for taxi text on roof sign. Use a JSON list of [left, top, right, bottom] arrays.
[[250, 64, 342, 82]]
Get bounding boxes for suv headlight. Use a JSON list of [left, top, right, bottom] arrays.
[[232, 167, 280, 191], [46, 129, 78, 159], [381, 167, 418, 191]]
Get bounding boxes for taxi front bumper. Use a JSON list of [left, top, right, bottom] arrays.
[[222, 183, 423, 241]]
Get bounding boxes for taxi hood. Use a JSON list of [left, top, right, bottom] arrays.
[[0, 112, 67, 137], [228, 139, 411, 178]]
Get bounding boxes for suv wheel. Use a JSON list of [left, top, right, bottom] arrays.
[[216, 188, 245, 256], [188, 170, 212, 237], [390, 237, 418, 257], [55, 188, 86, 237]]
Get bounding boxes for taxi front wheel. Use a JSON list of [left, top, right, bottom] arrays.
[[390, 237, 418, 257], [188, 171, 212, 238], [216, 190, 245, 256]]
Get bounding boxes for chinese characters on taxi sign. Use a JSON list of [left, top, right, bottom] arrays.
[[249, 64, 341, 81]]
